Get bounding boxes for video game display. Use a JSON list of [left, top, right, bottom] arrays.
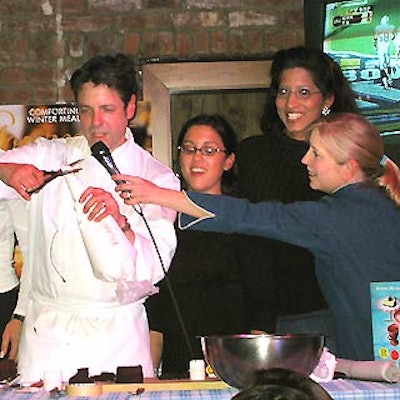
[[323, 0, 400, 160]]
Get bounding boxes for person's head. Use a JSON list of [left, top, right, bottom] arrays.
[[302, 112, 383, 194], [231, 368, 333, 400], [262, 46, 358, 140], [176, 114, 237, 195], [70, 53, 138, 151]]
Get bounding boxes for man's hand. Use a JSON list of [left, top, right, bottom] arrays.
[[0, 163, 46, 200], [79, 187, 120, 222], [1, 319, 23, 360], [79, 187, 135, 242]]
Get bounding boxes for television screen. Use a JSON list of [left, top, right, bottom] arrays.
[[305, 0, 400, 163]]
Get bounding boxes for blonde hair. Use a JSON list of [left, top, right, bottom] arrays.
[[313, 112, 400, 205]]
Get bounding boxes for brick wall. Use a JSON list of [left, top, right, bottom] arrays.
[[0, 0, 305, 105]]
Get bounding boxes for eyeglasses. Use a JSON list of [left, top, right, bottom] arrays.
[[178, 144, 228, 156], [276, 87, 321, 100]]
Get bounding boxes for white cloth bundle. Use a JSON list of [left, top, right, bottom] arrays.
[[310, 347, 337, 382], [65, 173, 136, 282], [335, 358, 400, 383], [311, 348, 400, 383], [65, 173, 161, 304]]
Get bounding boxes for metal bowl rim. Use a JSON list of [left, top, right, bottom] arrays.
[[199, 333, 325, 339]]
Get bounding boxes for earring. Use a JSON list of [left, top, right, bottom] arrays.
[[321, 105, 331, 116]]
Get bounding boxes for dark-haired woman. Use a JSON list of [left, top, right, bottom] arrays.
[[145, 114, 247, 377], [236, 46, 359, 346]]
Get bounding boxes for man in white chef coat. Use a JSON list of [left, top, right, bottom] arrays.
[[0, 53, 179, 384]]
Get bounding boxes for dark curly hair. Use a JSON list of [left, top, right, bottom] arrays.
[[231, 368, 333, 400], [70, 53, 138, 108]]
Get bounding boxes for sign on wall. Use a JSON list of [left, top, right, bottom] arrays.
[[0, 103, 80, 150]]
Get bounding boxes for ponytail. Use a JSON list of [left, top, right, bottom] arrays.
[[378, 155, 400, 206]]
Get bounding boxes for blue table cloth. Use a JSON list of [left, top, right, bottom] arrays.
[[1, 380, 400, 400]]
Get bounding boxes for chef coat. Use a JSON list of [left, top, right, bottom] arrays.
[[0, 130, 178, 383]]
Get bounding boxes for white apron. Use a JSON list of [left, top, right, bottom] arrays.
[[0, 133, 178, 384]]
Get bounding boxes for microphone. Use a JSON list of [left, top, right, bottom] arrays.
[[90, 141, 125, 185]]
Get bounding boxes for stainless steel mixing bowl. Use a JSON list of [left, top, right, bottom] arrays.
[[201, 334, 324, 389]]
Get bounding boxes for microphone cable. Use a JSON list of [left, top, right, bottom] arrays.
[[132, 202, 195, 362], [90, 141, 195, 362]]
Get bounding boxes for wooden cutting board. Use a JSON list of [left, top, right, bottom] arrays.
[[101, 378, 231, 393]]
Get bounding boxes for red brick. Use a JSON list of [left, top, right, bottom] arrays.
[[159, 31, 175, 56], [264, 29, 304, 53], [61, 0, 87, 14], [0, 40, 13, 65], [247, 30, 265, 54], [229, 30, 246, 54], [34, 85, 59, 104], [87, 33, 124, 56], [53, 40, 65, 59], [176, 32, 192, 56], [26, 35, 54, 66], [141, 32, 160, 57], [30, 69, 57, 84], [120, 13, 171, 30], [13, 37, 29, 64], [282, 9, 305, 30], [0, 0, 50, 15], [124, 33, 141, 56], [0, 87, 32, 105], [2, 69, 28, 86], [192, 30, 209, 54], [147, 0, 181, 7], [210, 30, 227, 54], [2, 19, 56, 32], [62, 16, 113, 32]]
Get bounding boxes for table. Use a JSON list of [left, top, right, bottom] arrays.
[[1, 380, 400, 400], [322, 379, 400, 399]]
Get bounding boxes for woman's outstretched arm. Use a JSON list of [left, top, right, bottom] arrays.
[[113, 174, 211, 219]]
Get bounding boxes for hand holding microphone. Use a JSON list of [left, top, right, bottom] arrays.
[[88, 141, 134, 235], [90, 141, 165, 207], [90, 141, 125, 185], [90, 140, 132, 200]]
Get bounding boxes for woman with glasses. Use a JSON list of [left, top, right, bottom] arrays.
[[144, 114, 247, 378], [114, 112, 400, 361], [235, 46, 359, 348]]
